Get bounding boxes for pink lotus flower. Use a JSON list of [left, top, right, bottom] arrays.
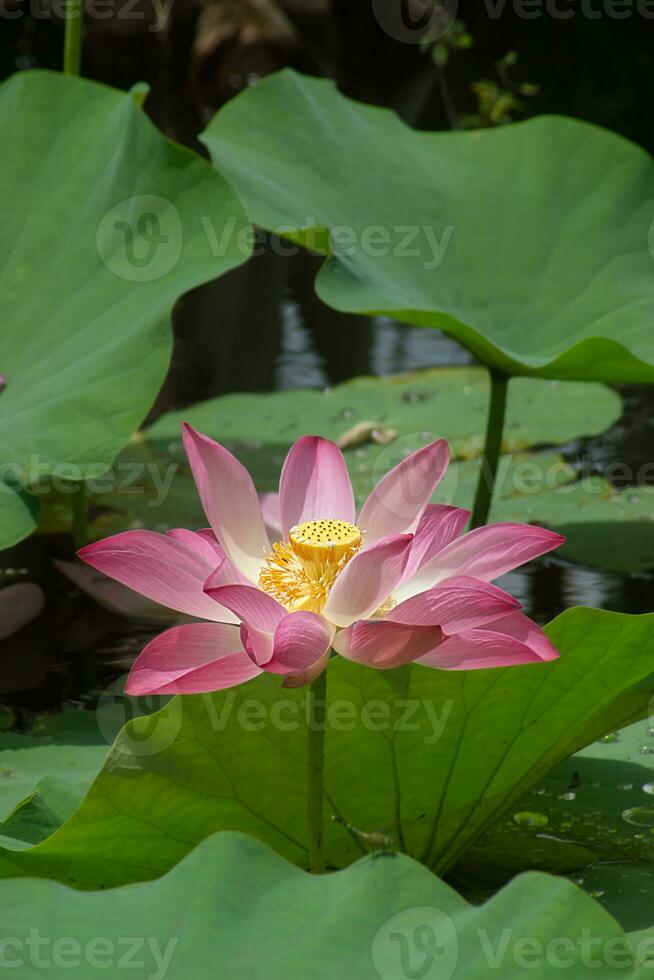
[[79, 426, 564, 696]]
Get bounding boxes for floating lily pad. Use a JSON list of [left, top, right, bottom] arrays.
[[203, 69, 654, 383], [455, 457, 654, 573]]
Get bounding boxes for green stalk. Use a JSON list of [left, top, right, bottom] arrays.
[[71, 482, 88, 550], [469, 369, 509, 530], [63, 0, 83, 76], [306, 667, 327, 873]]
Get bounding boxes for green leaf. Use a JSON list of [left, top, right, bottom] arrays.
[[2, 609, 654, 889], [462, 717, 654, 933], [0, 483, 41, 549], [0, 711, 108, 844], [202, 69, 654, 383], [0, 69, 249, 548], [1, 832, 651, 978], [523, 718, 654, 933]]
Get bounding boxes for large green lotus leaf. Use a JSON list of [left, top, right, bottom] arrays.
[[202, 70, 654, 383], [525, 718, 654, 933], [2, 833, 651, 979], [0, 69, 249, 547], [1, 609, 654, 889], [0, 711, 108, 842], [456, 717, 654, 930]]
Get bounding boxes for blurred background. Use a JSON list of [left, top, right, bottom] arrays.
[[1, 0, 654, 711]]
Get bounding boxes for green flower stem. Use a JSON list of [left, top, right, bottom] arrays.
[[307, 667, 327, 873], [63, 0, 83, 76], [469, 369, 509, 530], [70, 482, 88, 550]]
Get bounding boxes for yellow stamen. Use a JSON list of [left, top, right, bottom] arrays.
[[259, 519, 362, 612]]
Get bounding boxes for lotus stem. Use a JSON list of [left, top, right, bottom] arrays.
[[63, 0, 83, 76], [469, 369, 509, 529], [307, 667, 327, 873]]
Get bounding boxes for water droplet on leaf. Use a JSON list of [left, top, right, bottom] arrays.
[[621, 807, 654, 827], [513, 811, 548, 828]]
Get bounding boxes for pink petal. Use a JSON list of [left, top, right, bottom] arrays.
[[396, 523, 565, 601], [125, 622, 261, 695], [333, 620, 443, 669], [400, 505, 470, 582], [483, 611, 560, 661], [260, 493, 283, 542], [358, 441, 450, 546], [55, 560, 175, 622], [323, 533, 413, 628], [204, 581, 285, 633], [417, 612, 559, 671], [0, 584, 44, 641], [265, 612, 334, 675], [182, 424, 271, 583], [283, 649, 331, 689], [167, 528, 225, 565], [279, 436, 355, 538], [387, 576, 520, 632], [240, 624, 275, 667], [79, 531, 237, 623]]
